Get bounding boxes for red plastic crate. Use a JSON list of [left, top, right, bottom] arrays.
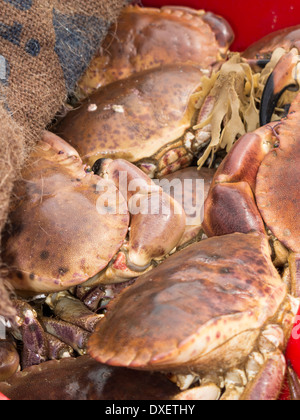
[[0, 392, 9, 401], [142, 0, 300, 51]]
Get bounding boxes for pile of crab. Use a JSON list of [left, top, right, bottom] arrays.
[[0, 5, 299, 400]]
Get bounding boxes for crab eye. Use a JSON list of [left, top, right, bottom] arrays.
[[92, 159, 108, 175]]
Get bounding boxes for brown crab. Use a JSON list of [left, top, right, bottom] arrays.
[[77, 5, 234, 98], [241, 26, 300, 127], [56, 4, 234, 179], [203, 52, 300, 295], [1, 130, 189, 368], [2, 130, 218, 369], [88, 231, 298, 400], [57, 64, 210, 179], [0, 355, 181, 400], [3, 131, 186, 294], [242, 25, 300, 64]]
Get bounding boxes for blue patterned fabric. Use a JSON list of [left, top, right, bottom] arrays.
[[3, 0, 33, 11], [0, 21, 23, 46], [0, 0, 130, 93], [52, 9, 109, 91]]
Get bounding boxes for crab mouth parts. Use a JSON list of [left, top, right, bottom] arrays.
[[169, 296, 299, 400]]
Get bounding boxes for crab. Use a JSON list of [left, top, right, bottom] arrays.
[[241, 25, 300, 125], [88, 231, 299, 400], [57, 64, 212, 179], [55, 4, 234, 179], [4, 12, 299, 399], [1, 125, 219, 369], [0, 353, 220, 400], [1, 130, 191, 367], [242, 25, 300, 65], [77, 5, 234, 98], [3, 130, 186, 293], [203, 51, 300, 294], [57, 19, 300, 181]]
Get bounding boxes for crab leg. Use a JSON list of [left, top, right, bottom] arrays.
[[12, 300, 48, 369], [203, 125, 276, 237], [46, 292, 104, 333], [75, 286, 106, 311], [241, 350, 286, 400], [289, 255, 300, 298], [41, 317, 90, 356], [94, 159, 186, 282], [46, 333, 74, 360]]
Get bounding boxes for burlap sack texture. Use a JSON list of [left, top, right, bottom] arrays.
[[0, 0, 131, 320]]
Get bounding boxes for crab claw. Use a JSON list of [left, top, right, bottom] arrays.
[[94, 159, 186, 281], [260, 48, 300, 125], [203, 124, 277, 238]]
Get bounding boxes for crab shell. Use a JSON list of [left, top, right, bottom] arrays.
[[77, 5, 234, 98], [0, 356, 180, 400], [88, 232, 287, 375], [3, 132, 129, 293], [242, 25, 300, 60], [256, 96, 300, 256], [57, 65, 205, 178]]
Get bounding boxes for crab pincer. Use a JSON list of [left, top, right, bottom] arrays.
[[89, 158, 186, 283], [161, 167, 216, 248]]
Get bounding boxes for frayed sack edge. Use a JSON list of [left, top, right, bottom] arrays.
[[0, 103, 26, 321]]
